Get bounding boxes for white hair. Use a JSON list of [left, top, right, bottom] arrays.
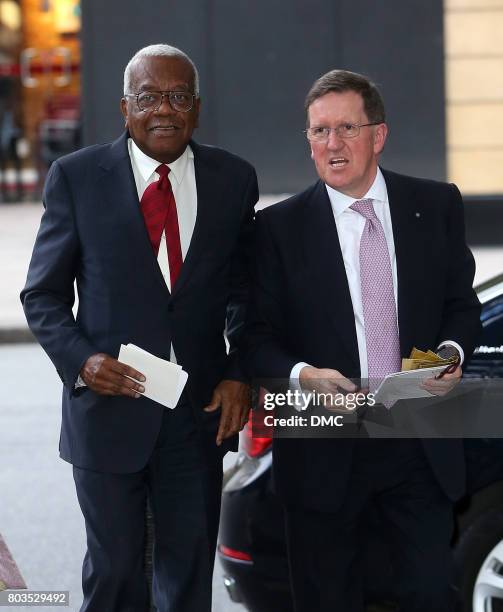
[[123, 44, 200, 96]]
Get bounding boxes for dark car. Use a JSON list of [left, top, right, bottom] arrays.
[[218, 273, 503, 612]]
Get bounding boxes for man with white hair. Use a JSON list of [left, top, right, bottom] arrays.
[[22, 44, 258, 612]]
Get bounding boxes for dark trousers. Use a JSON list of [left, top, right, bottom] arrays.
[[284, 440, 455, 612], [73, 402, 223, 612]]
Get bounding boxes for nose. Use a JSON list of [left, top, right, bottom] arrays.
[[155, 94, 175, 114], [326, 129, 344, 150]]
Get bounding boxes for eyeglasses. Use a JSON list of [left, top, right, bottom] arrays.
[[304, 122, 381, 142], [125, 90, 196, 113]]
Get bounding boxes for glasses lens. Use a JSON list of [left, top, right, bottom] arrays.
[[137, 92, 162, 111], [169, 92, 193, 112], [136, 92, 194, 112], [306, 127, 328, 141], [338, 124, 359, 138]]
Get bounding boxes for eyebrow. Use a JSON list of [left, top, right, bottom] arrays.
[[310, 121, 357, 127]]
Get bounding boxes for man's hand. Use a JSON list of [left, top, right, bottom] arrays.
[[299, 366, 359, 412], [80, 353, 146, 397], [299, 367, 357, 393], [204, 380, 252, 446], [421, 365, 462, 397]]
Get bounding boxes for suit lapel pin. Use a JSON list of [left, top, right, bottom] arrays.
[[415, 212, 421, 218]]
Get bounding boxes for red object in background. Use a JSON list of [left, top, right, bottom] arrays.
[[243, 425, 272, 458], [0, 62, 80, 77], [218, 544, 253, 562], [242, 387, 272, 458], [44, 94, 80, 120]]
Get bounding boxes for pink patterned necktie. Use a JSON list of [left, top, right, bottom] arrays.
[[350, 199, 401, 380]]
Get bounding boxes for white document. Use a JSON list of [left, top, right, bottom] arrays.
[[374, 365, 447, 407], [118, 343, 188, 409]]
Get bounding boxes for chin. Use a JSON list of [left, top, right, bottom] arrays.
[[150, 143, 184, 162], [325, 174, 351, 190]]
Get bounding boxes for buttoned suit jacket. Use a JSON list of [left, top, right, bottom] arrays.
[[21, 132, 258, 473], [244, 169, 482, 512]]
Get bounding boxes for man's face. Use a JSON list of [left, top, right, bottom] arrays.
[[307, 90, 387, 198], [121, 55, 200, 163]]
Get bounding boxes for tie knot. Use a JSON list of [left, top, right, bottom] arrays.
[[156, 164, 170, 179], [350, 198, 376, 220]]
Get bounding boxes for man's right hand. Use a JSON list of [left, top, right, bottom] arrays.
[[299, 366, 358, 411], [299, 366, 357, 393], [80, 353, 146, 398]]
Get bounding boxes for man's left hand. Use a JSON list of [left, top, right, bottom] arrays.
[[421, 365, 462, 396], [204, 380, 252, 446]]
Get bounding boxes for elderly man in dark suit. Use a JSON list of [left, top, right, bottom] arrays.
[[245, 70, 481, 611], [21, 44, 258, 612]]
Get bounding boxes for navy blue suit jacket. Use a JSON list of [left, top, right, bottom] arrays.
[[21, 132, 258, 473], [245, 169, 482, 511]]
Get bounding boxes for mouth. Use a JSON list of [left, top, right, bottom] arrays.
[[149, 125, 181, 133], [329, 157, 349, 168]]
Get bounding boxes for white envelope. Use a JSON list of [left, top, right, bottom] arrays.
[[118, 343, 188, 409]]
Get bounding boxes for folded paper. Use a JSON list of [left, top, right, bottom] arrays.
[[118, 343, 188, 409]]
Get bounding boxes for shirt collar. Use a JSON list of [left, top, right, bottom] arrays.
[[326, 167, 387, 218], [129, 139, 193, 186]]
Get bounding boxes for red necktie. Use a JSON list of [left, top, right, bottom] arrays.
[[140, 164, 183, 288]]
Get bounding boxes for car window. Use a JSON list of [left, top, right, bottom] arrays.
[[466, 295, 503, 377]]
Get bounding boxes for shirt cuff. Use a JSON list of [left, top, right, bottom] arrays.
[[290, 362, 311, 392], [75, 375, 86, 389], [437, 341, 464, 365]]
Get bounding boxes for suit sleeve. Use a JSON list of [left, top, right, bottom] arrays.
[[437, 183, 482, 361], [224, 166, 259, 381], [20, 160, 97, 389], [242, 210, 302, 381]]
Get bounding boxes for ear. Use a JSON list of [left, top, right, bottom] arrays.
[[373, 123, 388, 155], [120, 98, 129, 128], [310, 146, 315, 160]]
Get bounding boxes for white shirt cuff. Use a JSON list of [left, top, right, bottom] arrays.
[[437, 341, 464, 365], [75, 375, 86, 389], [290, 361, 311, 392]]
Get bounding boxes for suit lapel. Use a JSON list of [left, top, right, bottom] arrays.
[[97, 132, 171, 297], [302, 181, 360, 371], [171, 140, 214, 295], [383, 169, 428, 356]]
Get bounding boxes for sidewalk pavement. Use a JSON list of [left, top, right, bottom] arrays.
[[1, 200, 502, 344]]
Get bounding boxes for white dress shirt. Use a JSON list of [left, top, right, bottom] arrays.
[[129, 139, 198, 364], [290, 168, 463, 383]]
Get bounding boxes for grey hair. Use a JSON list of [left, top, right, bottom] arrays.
[[123, 44, 200, 96]]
